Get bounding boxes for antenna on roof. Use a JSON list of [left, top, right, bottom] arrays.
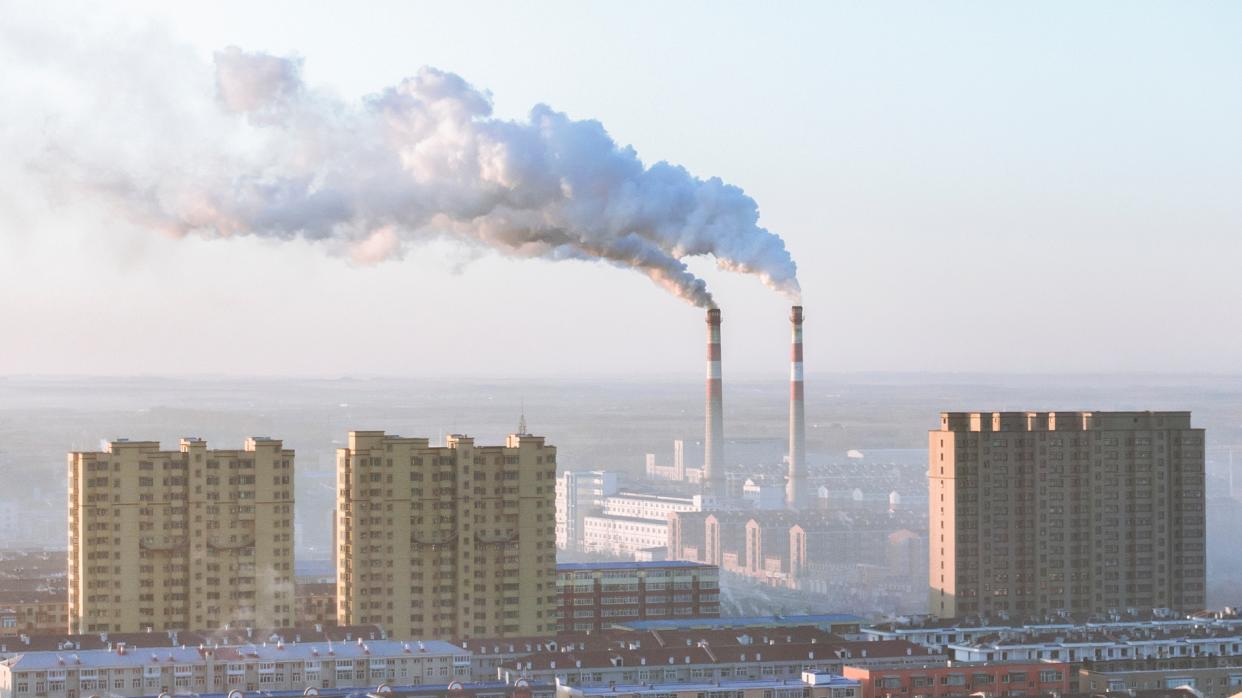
[[518, 400, 528, 436]]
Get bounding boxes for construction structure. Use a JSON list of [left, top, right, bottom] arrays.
[[929, 411, 1207, 619], [335, 431, 557, 640], [67, 438, 295, 633]]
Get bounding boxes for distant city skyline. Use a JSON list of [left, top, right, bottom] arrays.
[[1, 1, 1239, 377]]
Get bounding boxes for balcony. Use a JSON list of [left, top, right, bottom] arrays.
[[207, 534, 255, 550], [139, 536, 187, 552]]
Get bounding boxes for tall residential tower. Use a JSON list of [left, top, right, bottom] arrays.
[[335, 431, 556, 640], [929, 411, 1206, 619], [68, 438, 294, 633]]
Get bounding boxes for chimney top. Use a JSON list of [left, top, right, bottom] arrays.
[[791, 305, 803, 322], [706, 308, 722, 324]]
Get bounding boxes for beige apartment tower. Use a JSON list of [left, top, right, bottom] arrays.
[[68, 438, 295, 633], [335, 431, 557, 640], [930, 411, 1206, 620]]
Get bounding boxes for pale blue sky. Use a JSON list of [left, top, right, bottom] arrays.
[[1, 1, 1239, 377]]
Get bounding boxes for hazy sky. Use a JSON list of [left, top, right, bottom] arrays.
[[1, 1, 1239, 379]]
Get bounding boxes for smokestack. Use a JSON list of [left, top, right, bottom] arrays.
[[704, 308, 725, 499], [673, 439, 685, 482], [786, 305, 807, 509]]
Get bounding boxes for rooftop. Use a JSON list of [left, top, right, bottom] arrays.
[[0, 625, 388, 655], [866, 609, 1236, 634], [1, 639, 467, 671], [503, 638, 936, 672], [555, 561, 714, 572], [566, 673, 858, 695], [845, 659, 1065, 672], [616, 614, 863, 631]]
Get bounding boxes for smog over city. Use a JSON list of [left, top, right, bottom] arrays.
[[1, 3, 1241, 698]]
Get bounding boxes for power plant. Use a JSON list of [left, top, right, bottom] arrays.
[[703, 308, 726, 501], [698, 305, 809, 511], [786, 305, 808, 509]]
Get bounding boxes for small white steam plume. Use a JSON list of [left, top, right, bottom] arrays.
[[61, 47, 802, 307]]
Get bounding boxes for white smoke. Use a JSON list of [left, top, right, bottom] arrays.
[[33, 45, 801, 307]]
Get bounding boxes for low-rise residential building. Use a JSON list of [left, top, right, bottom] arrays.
[[556, 558, 720, 630], [0, 639, 470, 698], [863, 609, 1242, 652], [948, 627, 1242, 664], [842, 661, 1071, 698], [0, 625, 387, 657], [497, 629, 940, 689], [556, 671, 860, 698], [377, 681, 555, 698], [555, 562, 718, 634], [295, 582, 337, 629], [613, 614, 864, 638], [0, 593, 68, 636], [1079, 657, 1242, 698]]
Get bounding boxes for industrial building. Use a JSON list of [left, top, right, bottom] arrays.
[[582, 492, 701, 559], [929, 411, 1207, 619], [554, 471, 617, 552], [668, 509, 923, 591], [696, 306, 813, 510], [334, 431, 557, 640], [67, 438, 295, 633]]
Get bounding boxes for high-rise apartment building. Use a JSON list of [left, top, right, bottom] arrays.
[[335, 431, 557, 640], [929, 411, 1206, 619], [68, 438, 295, 633]]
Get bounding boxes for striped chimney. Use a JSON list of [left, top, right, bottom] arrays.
[[786, 305, 808, 509], [704, 308, 725, 498]]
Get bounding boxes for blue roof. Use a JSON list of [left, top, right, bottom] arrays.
[[616, 613, 864, 630], [555, 560, 713, 571], [159, 681, 556, 698]]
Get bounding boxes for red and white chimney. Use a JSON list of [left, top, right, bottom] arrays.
[[786, 305, 808, 509], [704, 308, 725, 499]]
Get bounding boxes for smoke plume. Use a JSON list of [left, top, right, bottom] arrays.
[[46, 46, 802, 307]]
